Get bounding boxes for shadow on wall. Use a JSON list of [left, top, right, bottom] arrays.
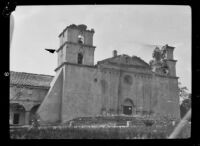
[[100, 80, 108, 94]]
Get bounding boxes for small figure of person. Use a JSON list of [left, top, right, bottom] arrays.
[[31, 115, 39, 129]]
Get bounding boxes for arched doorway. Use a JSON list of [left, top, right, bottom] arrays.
[[122, 98, 134, 115], [29, 104, 40, 125], [10, 103, 26, 125]]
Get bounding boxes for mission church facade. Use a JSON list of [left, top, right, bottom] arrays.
[[10, 24, 180, 125]]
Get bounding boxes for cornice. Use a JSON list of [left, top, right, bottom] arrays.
[[56, 41, 96, 53], [54, 62, 97, 72], [10, 84, 50, 90]]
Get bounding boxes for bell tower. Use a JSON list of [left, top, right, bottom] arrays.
[[56, 24, 95, 71], [37, 24, 96, 124], [165, 45, 177, 76]]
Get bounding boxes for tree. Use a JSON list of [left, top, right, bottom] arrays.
[[149, 45, 169, 75], [180, 94, 191, 120], [178, 82, 189, 104], [178, 82, 191, 119]]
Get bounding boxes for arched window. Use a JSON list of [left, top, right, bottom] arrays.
[[78, 53, 83, 64]]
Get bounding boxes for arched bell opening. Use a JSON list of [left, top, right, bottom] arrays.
[[29, 104, 40, 125]]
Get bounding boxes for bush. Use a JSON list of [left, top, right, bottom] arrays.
[[10, 116, 190, 139], [9, 125, 185, 139]]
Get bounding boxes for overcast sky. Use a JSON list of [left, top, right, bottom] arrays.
[[10, 5, 191, 92]]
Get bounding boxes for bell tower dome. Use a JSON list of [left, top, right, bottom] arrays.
[[55, 24, 95, 71]]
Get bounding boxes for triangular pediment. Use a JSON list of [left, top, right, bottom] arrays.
[[98, 55, 150, 68]]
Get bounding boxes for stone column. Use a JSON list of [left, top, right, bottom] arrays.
[[25, 111, 30, 125], [9, 112, 13, 125]]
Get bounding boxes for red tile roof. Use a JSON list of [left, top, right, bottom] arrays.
[[10, 71, 54, 88]]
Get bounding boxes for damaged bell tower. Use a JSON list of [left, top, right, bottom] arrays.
[[149, 44, 177, 77], [56, 24, 95, 68], [37, 24, 96, 124]]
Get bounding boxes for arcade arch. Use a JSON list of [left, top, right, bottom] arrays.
[[10, 103, 26, 125]]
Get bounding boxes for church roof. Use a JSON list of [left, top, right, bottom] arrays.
[[97, 54, 151, 68], [10, 71, 54, 88]]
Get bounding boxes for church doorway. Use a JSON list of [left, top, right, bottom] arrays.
[[123, 106, 132, 115], [122, 98, 134, 115]]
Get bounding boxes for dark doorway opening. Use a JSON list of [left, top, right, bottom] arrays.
[[123, 106, 132, 115], [29, 105, 40, 125], [13, 113, 20, 124]]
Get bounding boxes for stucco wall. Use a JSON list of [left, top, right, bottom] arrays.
[[57, 44, 94, 66], [67, 28, 79, 44], [60, 62, 180, 122], [104, 65, 179, 118], [99, 68, 120, 114], [98, 63, 154, 115], [84, 31, 93, 45], [37, 69, 63, 124], [38, 62, 180, 124], [10, 85, 48, 102], [152, 75, 180, 119], [118, 71, 153, 114], [61, 64, 102, 122]]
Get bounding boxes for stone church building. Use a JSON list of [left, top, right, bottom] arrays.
[[10, 24, 180, 126]]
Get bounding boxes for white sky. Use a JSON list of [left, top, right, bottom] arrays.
[[10, 5, 191, 92]]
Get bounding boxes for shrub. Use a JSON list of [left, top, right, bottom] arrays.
[[10, 116, 190, 139]]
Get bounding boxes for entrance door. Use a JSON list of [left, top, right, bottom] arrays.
[[123, 106, 132, 115], [13, 113, 20, 124]]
